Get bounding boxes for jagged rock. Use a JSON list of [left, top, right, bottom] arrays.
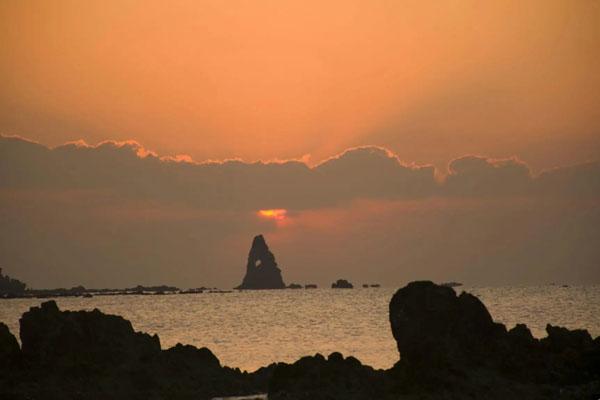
[[236, 235, 285, 289], [331, 279, 353, 288], [389, 280, 600, 395], [19, 300, 161, 368], [2, 300, 271, 400]]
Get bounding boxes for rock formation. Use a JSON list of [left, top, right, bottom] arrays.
[[387, 281, 600, 397], [236, 235, 285, 289], [2, 282, 599, 399], [0, 301, 273, 400], [0, 268, 26, 296], [331, 279, 353, 288]]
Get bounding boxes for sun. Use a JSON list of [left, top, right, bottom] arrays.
[[258, 209, 287, 221]]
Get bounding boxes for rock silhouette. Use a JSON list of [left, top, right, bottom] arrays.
[[0, 268, 26, 297], [236, 235, 285, 289], [387, 281, 600, 397], [1, 282, 599, 399], [0, 301, 272, 399], [331, 279, 353, 288]]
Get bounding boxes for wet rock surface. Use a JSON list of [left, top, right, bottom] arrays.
[[236, 235, 286, 290]]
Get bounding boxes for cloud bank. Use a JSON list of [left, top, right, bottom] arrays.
[[1, 135, 599, 288], [2, 136, 597, 208]]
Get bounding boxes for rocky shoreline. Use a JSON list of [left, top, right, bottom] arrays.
[[1, 281, 599, 399]]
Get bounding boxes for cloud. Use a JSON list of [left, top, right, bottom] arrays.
[[1, 135, 599, 288], [2, 136, 597, 212], [444, 156, 532, 196]]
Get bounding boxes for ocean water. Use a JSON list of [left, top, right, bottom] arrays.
[[1, 285, 599, 372]]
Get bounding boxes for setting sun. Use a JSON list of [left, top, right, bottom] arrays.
[[258, 209, 287, 221]]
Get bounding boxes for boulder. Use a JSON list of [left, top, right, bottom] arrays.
[[389, 281, 600, 391], [388, 281, 503, 368], [236, 235, 286, 289]]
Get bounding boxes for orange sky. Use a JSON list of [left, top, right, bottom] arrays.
[[1, 0, 599, 172]]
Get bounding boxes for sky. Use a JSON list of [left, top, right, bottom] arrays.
[[0, 0, 599, 288]]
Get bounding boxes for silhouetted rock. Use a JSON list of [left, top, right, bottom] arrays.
[[287, 283, 302, 289], [388, 281, 600, 397], [304, 283, 317, 289], [1, 300, 271, 400], [0, 268, 26, 296], [269, 352, 389, 400], [331, 279, 353, 288], [236, 235, 286, 289], [20, 300, 161, 368]]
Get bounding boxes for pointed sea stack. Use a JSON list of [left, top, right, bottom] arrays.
[[236, 235, 286, 289]]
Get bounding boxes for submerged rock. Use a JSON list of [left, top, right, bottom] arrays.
[[236, 235, 286, 290]]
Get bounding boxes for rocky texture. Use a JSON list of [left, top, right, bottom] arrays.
[[0, 301, 273, 400], [236, 235, 286, 289]]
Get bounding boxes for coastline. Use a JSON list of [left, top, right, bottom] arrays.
[[1, 281, 599, 399]]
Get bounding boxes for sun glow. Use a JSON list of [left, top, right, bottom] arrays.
[[258, 209, 287, 221]]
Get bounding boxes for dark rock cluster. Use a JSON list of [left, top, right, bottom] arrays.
[[331, 279, 353, 289], [388, 281, 600, 390], [0, 301, 272, 400], [267, 281, 600, 399], [1, 281, 599, 399], [236, 235, 286, 289], [0, 268, 26, 297]]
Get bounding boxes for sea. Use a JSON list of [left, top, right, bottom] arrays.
[[1, 285, 599, 372]]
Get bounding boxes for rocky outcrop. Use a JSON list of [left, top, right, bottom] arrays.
[[19, 300, 161, 368], [236, 235, 285, 289], [331, 279, 353, 288], [2, 282, 600, 399], [0, 268, 26, 296], [388, 281, 600, 397], [0, 300, 272, 400], [269, 352, 390, 400]]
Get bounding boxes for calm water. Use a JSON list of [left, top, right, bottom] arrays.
[[1, 286, 599, 372]]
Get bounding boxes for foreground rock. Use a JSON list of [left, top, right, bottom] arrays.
[[1, 282, 599, 399], [0, 301, 272, 400], [236, 235, 286, 289], [388, 281, 600, 398], [269, 352, 391, 399], [268, 281, 600, 399]]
